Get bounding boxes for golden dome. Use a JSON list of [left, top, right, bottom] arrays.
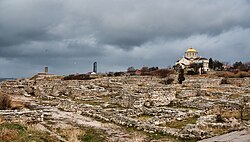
[[186, 47, 197, 52]]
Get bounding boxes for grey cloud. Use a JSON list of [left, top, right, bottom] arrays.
[[89, 0, 250, 48], [0, 0, 249, 77], [1, 0, 250, 49], [0, 0, 64, 47], [0, 40, 103, 59]]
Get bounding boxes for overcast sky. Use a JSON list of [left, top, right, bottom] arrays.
[[0, 0, 250, 77]]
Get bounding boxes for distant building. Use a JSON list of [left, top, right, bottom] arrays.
[[32, 66, 56, 80], [222, 63, 231, 71], [45, 67, 48, 74], [135, 70, 142, 75], [37, 67, 50, 75], [93, 62, 97, 73], [176, 47, 209, 71]]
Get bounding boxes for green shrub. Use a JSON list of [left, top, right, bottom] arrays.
[[79, 127, 106, 142]]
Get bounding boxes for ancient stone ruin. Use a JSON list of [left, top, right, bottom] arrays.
[[0, 74, 249, 141]]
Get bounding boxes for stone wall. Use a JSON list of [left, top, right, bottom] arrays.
[[182, 77, 222, 88]]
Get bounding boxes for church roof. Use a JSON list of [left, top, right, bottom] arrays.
[[194, 57, 208, 60], [184, 57, 190, 60], [186, 47, 197, 52]]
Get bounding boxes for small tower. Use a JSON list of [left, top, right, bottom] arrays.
[[185, 47, 198, 58], [44, 67, 48, 74], [93, 62, 97, 73]]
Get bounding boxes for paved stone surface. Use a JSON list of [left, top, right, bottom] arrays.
[[199, 129, 250, 142]]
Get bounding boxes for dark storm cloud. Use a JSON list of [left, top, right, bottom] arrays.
[[0, 0, 250, 77], [87, 0, 250, 48], [0, 0, 63, 47]]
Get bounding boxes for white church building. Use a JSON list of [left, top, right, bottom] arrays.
[[176, 48, 209, 71]]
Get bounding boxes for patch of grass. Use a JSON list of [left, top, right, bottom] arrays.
[[229, 94, 240, 99], [18, 130, 59, 142], [216, 109, 250, 121], [125, 126, 136, 133], [101, 96, 111, 102], [99, 94, 118, 102], [0, 123, 26, 132], [123, 124, 197, 142], [165, 116, 198, 129], [79, 127, 106, 142], [44, 76, 64, 81], [217, 71, 250, 78], [200, 125, 229, 135], [0, 123, 59, 142], [58, 128, 83, 142], [242, 109, 250, 120], [148, 132, 197, 142], [221, 110, 241, 119], [228, 93, 242, 99], [137, 114, 154, 121], [210, 127, 229, 135], [0, 128, 19, 141]]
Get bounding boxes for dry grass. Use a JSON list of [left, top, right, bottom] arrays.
[[212, 106, 240, 119], [150, 69, 176, 78], [10, 100, 25, 110], [242, 110, 250, 120], [237, 71, 250, 78], [0, 91, 26, 110], [0, 128, 19, 141], [210, 127, 229, 135], [217, 71, 250, 78], [217, 71, 236, 78], [0, 117, 5, 124], [100, 95, 114, 102], [137, 114, 153, 121], [199, 125, 228, 135], [222, 111, 241, 119], [228, 93, 242, 99], [0, 93, 11, 110], [78, 127, 106, 142], [59, 128, 83, 142], [44, 76, 64, 81], [217, 108, 250, 120], [53, 124, 107, 142]]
